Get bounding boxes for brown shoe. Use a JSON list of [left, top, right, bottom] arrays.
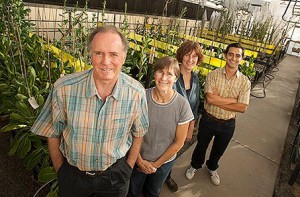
[[165, 177, 178, 192]]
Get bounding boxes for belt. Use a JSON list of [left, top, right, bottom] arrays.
[[79, 157, 125, 177], [84, 171, 105, 177], [205, 112, 235, 123]]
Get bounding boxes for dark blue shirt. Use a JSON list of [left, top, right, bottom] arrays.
[[174, 72, 200, 120]]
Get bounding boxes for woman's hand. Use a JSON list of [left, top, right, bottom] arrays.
[[185, 121, 195, 142], [185, 131, 193, 141], [137, 158, 157, 174], [149, 161, 161, 170]]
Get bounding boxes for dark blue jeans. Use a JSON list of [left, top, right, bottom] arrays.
[[191, 112, 235, 171], [128, 159, 175, 197], [57, 157, 132, 197]]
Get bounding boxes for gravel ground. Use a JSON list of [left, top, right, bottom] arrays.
[[0, 131, 41, 197]]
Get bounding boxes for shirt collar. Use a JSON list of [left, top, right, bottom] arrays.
[[86, 69, 96, 98], [222, 67, 241, 78], [85, 69, 122, 100], [110, 74, 122, 101]]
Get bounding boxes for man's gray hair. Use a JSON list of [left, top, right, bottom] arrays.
[[88, 25, 128, 53]]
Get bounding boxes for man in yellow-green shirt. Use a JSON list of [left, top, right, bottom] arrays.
[[185, 43, 251, 186]]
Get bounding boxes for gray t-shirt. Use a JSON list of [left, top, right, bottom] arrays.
[[141, 87, 194, 162]]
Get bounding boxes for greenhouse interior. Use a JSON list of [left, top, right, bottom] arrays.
[[1, 0, 300, 196]]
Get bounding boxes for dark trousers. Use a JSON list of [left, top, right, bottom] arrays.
[[57, 157, 132, 197], [191, 112, 235, 171], [128, 159, 175, 197]]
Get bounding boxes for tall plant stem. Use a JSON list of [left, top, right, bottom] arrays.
[[8, 5, 31, 97]]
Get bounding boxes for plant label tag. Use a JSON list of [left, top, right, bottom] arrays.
[[42, 60, 46, 67], [149, 47, 155, 64], [28, 97, 39, 109]]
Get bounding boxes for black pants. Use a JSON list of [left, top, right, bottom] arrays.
[[57, 157, 132, 197], [191, 112, 235, 171]]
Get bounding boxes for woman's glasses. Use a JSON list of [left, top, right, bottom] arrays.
[[156, 70, 175, 80]]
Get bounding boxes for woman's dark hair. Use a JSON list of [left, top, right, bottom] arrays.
[[176, 41, 204, 65]]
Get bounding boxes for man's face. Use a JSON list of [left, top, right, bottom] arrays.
[[225, 47, 243, 69], [90, 31, 126, 83]]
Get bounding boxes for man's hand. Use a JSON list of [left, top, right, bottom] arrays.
[[48, 138, 64, 172], [126, 136, 143, 169], [212, 87, 219, 95]]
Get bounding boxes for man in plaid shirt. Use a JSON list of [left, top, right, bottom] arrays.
[[31, 26, 149, 196]]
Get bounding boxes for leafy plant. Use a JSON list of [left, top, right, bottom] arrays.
[[240, 64, 256, 80], [219, 9, 235, 42], [0, 1, 74, 196]]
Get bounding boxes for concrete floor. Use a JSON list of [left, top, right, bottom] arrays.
[[160, 55, 300, 197]]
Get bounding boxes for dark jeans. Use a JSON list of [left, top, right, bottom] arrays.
[[57, 157, 132, 197], [128, 159, 175, 197], [191, 112, 235, 171]]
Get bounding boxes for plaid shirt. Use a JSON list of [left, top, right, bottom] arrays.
[[204, 67, 251, 120], [31, 69, 149, 171]]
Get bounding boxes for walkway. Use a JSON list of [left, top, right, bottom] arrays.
[[160, 55, 300, 197]]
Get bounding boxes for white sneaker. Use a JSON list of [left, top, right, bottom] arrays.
[[185, 166, 197, 180], [207, 167, 220, 186]]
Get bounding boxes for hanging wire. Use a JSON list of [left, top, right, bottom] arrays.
[[33, 179, 56, 197]]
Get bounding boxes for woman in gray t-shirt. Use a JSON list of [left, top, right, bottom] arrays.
[[128, 56, 194, 197]]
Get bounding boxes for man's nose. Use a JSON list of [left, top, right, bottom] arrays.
[[232, 55, 237, 60], [102, 55, 111, 64]]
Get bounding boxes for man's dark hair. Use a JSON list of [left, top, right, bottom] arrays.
[[223, 43, 245, 57]]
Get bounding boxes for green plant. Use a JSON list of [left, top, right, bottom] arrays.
[[165, 7, 186, 46], [101, 0, 107, 25], [198, 73, 206, 101], [0, 1, 74, 196], [120, 2, 129, 37], [239, 63, 256, 80], [219, 9, 235, 41], [55, 0, 96, 71]]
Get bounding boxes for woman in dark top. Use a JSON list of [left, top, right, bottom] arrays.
[[165, 41, 204, 192]]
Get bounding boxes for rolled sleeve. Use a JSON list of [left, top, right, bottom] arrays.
[[238, 79, 251, 105], [31, 87, 65, 138], [131, 89, 149, 137], [204, 72, 214, 94]]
